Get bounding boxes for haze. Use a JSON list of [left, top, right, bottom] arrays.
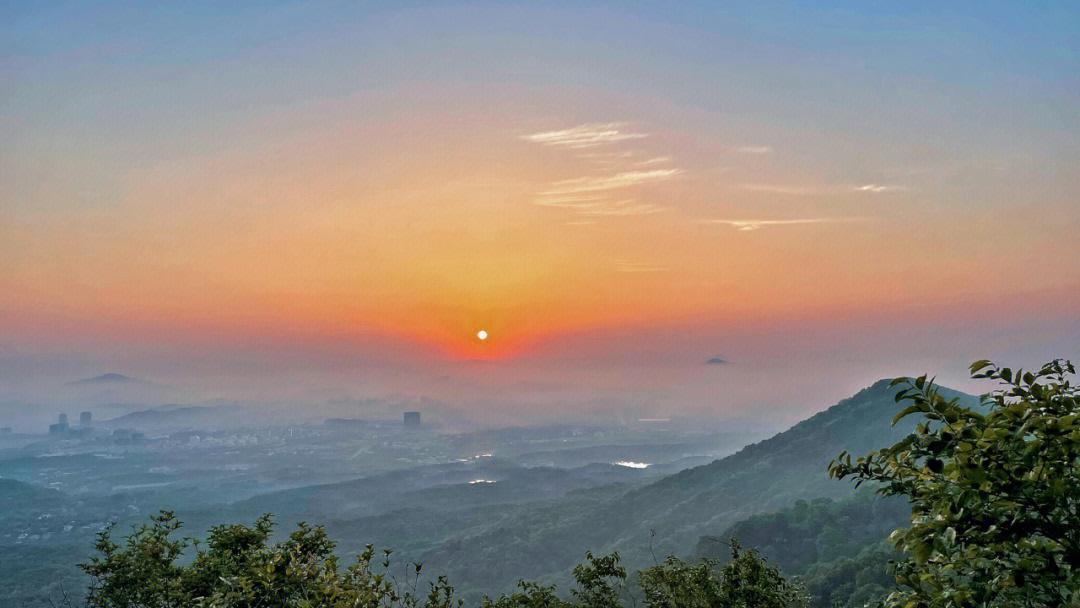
[[3, 2, 1078, 430]]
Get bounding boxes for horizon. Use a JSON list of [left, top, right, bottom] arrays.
[[3, 1, 1078, 429]]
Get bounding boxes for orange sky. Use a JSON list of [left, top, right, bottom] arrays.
[[6, 87, 1076, 356], [2, 4, 1078, 423]]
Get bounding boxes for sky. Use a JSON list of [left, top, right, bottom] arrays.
[[2, 1, 1078, 428]]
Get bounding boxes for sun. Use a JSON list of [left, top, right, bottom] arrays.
[[476, 329, 488, 342]]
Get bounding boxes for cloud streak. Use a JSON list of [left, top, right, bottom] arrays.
[[539, 197, 667, 217], [524, 123, 679, 217], [704, 217, 865, 231], [854, 184, 904, 193], [741, 182, 904, 195], [534, 169, 680, 216], [522, 123, 647, 148], [638, 156, 672, 165], [543, 169, 681, 194]]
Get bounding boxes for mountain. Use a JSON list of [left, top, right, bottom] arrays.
[[102, 405, 246, 431], [66, 373, 138, 386], [415, 379, 978, 592], [59, 373, 197, 411]]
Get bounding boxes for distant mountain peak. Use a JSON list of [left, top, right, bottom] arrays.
[[67, 373, 137, 385]]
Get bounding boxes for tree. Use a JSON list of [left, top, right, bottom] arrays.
[[80, 512, 461, 608], [829, 359, 1080, 607], [81, 511, 189, 608], [569, 552, 627, 608], [638, 541, 809, 608], [80, 513, 811, 608]]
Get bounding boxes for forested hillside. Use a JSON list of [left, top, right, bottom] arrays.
[[416, 380, 977, 592], [700, 492, 908, 607]]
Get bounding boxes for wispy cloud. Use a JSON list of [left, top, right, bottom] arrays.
[[540, 197, 667, 217], [853, 184, 904, 193], [535, 169, 680, 216], [544, 169, 681, 194], [522, 123, 647, 148], [704, 217, 865, 231], [742, 182, 904, 195], [525, 123, 678, 217], [734, 146, 772, 154], [638, 156, 672, 165]]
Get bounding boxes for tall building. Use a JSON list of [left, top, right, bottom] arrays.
[[403, 411, 421, 429], [80, 411, 92, 426], [49, 413, 69, 436]]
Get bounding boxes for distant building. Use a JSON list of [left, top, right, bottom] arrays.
[[49, 413, 70, 436], [80, 411, 92, 426], [403, 411, 421, 429], [0, 427, 11, 435], [112, 428, 144, 444]]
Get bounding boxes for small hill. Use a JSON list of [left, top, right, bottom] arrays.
[[66, 373, 138, 386], [0, 479, 70, 522], [102, 405, 245, 431]]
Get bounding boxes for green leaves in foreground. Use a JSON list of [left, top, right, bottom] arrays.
[[638, 541, 809, 608], [830, 359, 1080, 607], [80, 513, 808, 608]]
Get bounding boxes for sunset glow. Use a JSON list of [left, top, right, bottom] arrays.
[[2, 2, 1077, 423]]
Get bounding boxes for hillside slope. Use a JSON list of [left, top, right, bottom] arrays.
[[419, 379, 977, 591]]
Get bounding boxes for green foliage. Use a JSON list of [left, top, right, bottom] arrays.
[[639, 542, 809, 608], [638, 555, 724, 608], [80, 511, 464, 608], [82, 511, 188, 607], [569, 552, 627, 608], [479, 580, 570, 608], [830, 359, 1080, 607], [800, 543, 894, 608], [78, 512, 809, 608], [700, 493, 905, 607], [713, 541, 810, 608], [699, 493, 907, 573]]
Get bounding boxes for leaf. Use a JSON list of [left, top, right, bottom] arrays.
[[894, 404, 926, 425]]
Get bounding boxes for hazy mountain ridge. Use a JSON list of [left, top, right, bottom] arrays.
[[0, 378, 980, 605], [101, 404, 247, 431], [220, 460, 653, 531], [65, 373, 140, 386], [415, 379, 978, 592]]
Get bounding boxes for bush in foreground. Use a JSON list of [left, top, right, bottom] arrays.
[[80, 512, 809, 608], [831, 359, 1080, 607]]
